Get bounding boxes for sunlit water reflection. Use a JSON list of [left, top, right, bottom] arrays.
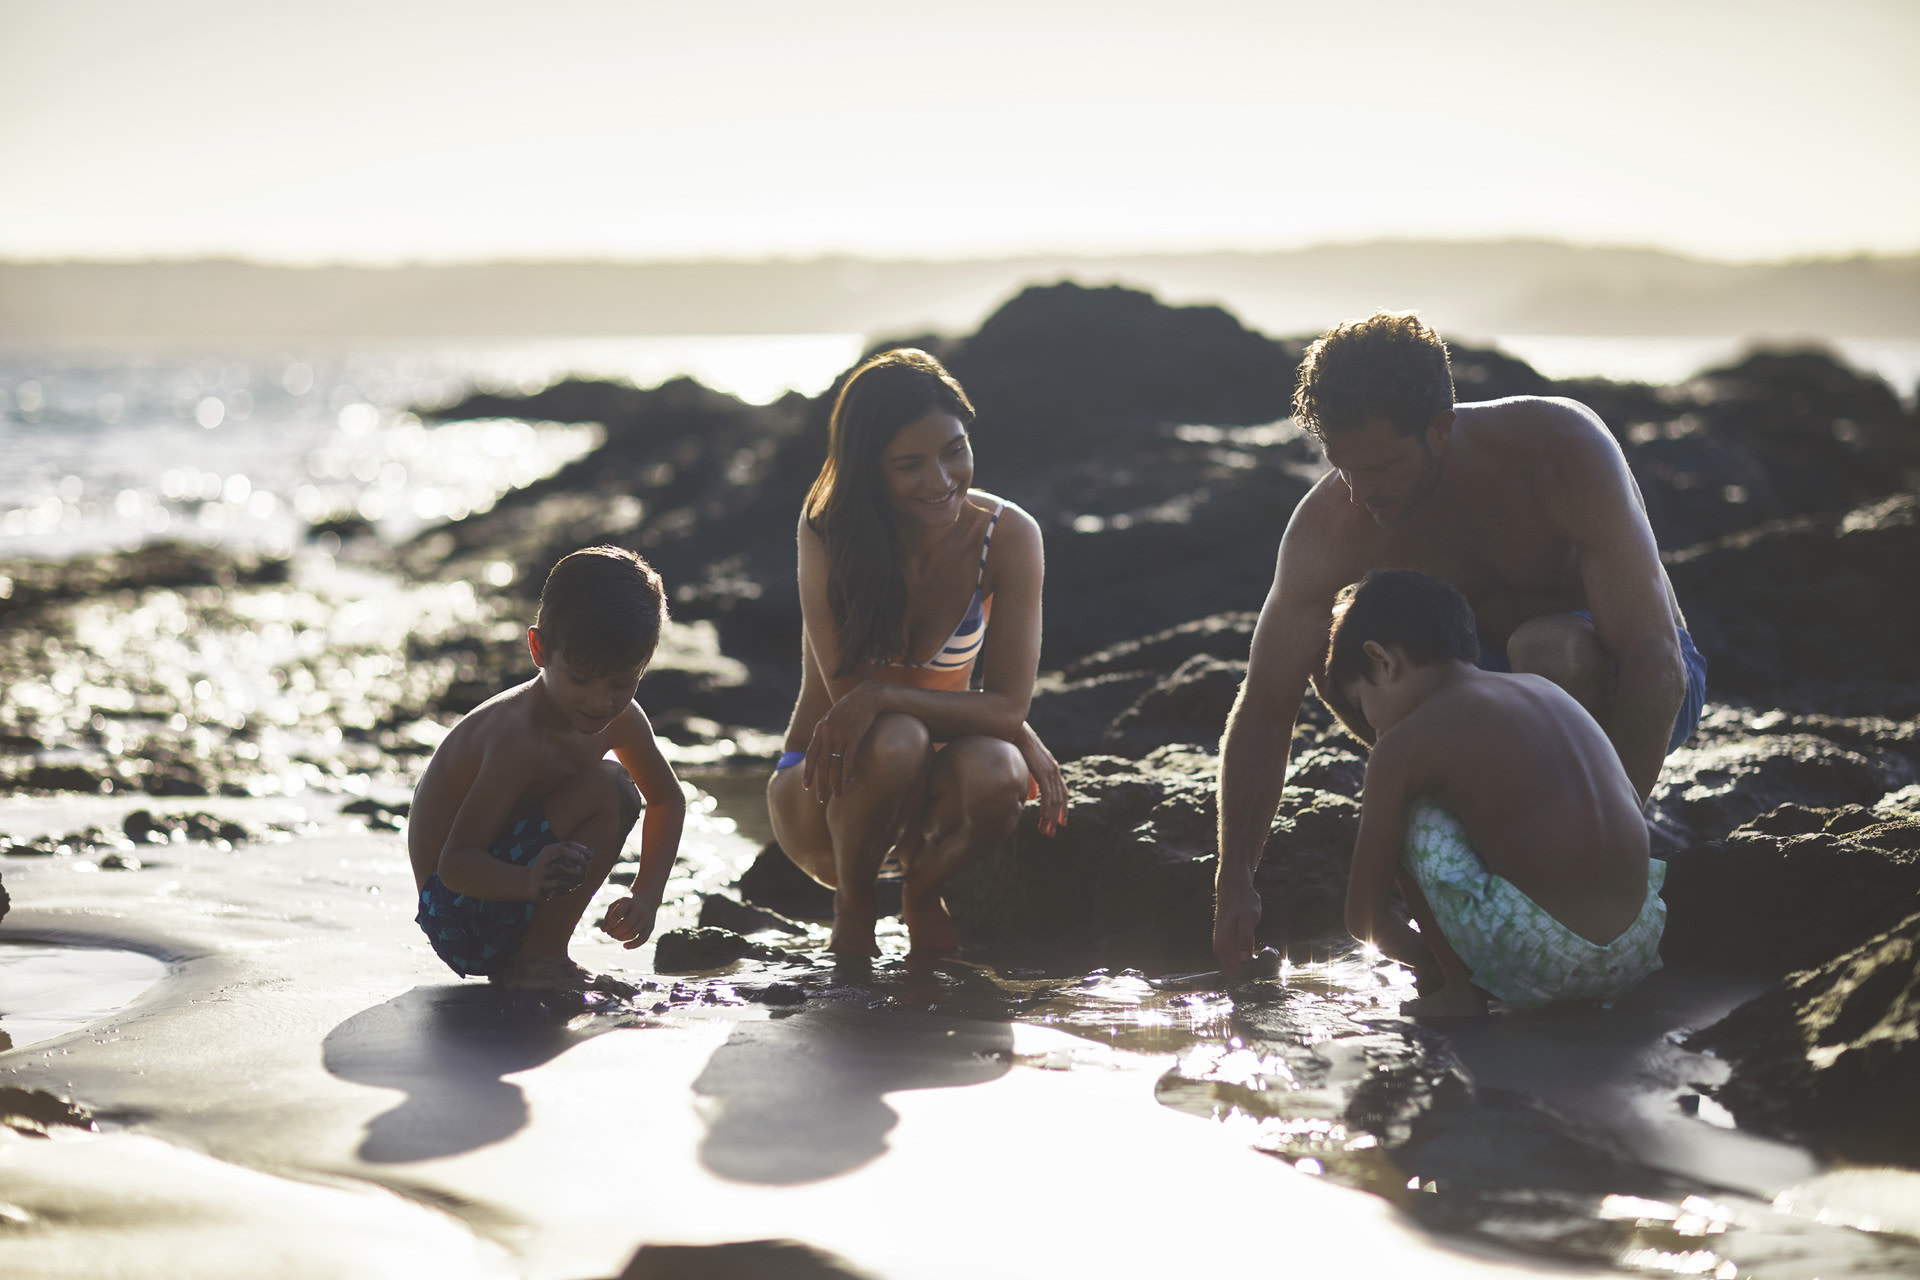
[[0, 941, 168, 1053]]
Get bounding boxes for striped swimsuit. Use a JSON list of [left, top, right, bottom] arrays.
[[874, 501, 1002, 690], [775, 502, 1003, 775]]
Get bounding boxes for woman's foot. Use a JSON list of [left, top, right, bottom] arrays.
[[902, 887, 960, 965], [828, 895, 881, 958]]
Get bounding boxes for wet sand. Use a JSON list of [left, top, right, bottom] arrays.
[[7, 790, 1918, 1278], [1, 792, 1580, 1280]]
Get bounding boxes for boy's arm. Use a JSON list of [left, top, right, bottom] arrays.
[[1343, 731, 1431, 972], [603, 703, 687, 948], [437, 742, 585, 901]]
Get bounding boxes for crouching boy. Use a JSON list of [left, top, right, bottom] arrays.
[[408, 546, 687, 990], [1330, 570, 1665, 1017]]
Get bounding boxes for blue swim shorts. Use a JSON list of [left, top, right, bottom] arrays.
[[415, 807, 552, 978], [1476, 610, 1707, 753]]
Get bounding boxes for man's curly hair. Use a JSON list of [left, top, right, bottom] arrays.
[[1293, 310, 1454, 441]]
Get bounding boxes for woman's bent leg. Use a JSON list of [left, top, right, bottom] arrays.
[[902, 736, 1027, 961], [766, 712, 933, 957]]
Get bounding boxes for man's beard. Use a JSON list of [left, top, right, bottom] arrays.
[[1373, 444, 1445, 528]]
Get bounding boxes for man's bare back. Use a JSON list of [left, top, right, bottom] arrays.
[[1295, 397, 1680, 665]]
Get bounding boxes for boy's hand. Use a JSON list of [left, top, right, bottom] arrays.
[[523, 841, 591, 901], [600, 896, 658, 949]]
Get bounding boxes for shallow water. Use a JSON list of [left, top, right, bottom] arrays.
[[0, 941, 168, 1053], [606, 775, 1920, 1279]]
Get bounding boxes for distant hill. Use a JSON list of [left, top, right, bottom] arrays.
[[4, 242, 1918, 343]]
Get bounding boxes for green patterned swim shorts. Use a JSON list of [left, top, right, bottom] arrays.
[[1402, 800, 1665, 1011]]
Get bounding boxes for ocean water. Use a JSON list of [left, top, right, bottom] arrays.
[[0, 334, 864, 562], [0, 332, 1913, 565]]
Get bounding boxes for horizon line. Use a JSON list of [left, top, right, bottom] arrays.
[[7, 237, 1920, 273]]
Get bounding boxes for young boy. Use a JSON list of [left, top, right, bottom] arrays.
[[408, 546, 687, 990], [1329, 569, 1666, 1016]]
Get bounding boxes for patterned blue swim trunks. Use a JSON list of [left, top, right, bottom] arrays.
[[415, 807, 552, 978]]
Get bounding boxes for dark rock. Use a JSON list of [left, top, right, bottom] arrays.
[[1102, 654, 1245, 757], [1664, 494, 1920, 708], [651, 927, 786, 973], [141, 759, 212, 797], [0, 542, 289, 627], [123, 810, 254, 846], [1026, 669, 1160, 763], [949, 281, 1301, 472], [342, 797, 410, 831], [1062, 611, 1258, 681], [750, 982, 807, 1007], [0, 871, 8, 923], [1569, 348, 1920, 551], [698, 892, 807, 936], [1659, 811, 1920, 975], [22, 761, 106, 792], [943, 749, 1358, 970], [614, 1238, 877, 1280], [0, 1086, 94, 1136], [1690, 907, 1920, 1163], [736, 844, 837, 922], [1652, 728, 1916, 843]]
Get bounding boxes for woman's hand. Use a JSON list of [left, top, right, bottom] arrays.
[[1017, 721, 1067, 836], [803, 680, 889, 801]]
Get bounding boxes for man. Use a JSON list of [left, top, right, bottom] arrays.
[[1213, 311, 1706, 976]]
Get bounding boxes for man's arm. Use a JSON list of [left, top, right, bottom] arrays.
[[1545, 404, 1686, 801], [1213, 509, 1348, 973], [603, 704, 688, 948]]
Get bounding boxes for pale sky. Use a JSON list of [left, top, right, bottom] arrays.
[[2, 0, 1916, 264]]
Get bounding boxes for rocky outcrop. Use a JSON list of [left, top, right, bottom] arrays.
[[940, 744, 1362, 970], [1689, 907, 1920, 1163], [1664, 494, 1920, 711], [1660, 807, 1920, 975]]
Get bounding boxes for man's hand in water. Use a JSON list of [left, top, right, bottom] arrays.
[[522, 841, 590, 901], [1212, 879, 1262, 978], [601, 897, 658, 949]]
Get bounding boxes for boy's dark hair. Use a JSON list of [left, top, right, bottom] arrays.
[[534, 546, 668, 674], [1294, 310, 1455, 441], [1326, 569, 1479, 687]]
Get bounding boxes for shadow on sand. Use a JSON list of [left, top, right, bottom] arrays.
[[322, 984, 612, 1164], [692, 1000, 1013, 1185]]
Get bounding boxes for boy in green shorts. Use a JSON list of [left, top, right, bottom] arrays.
[[1330, 569, 1665, 1016], [409, 546, 686, 990]]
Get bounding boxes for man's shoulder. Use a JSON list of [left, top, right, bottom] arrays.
[[1459, 396, 1612, 452]]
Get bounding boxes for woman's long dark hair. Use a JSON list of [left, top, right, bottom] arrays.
[[805, 348, 976, 676]]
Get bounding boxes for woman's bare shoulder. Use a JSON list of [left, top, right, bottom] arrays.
[[968, 490, 1040, 542]]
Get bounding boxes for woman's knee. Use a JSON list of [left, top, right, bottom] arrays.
[[937, 740, 1028, 829], [856, 713, 934, 785]]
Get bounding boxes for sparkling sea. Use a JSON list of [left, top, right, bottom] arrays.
[[1, 332, 1914, 565]]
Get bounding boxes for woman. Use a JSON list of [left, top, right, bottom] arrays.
[[768, 348, 1067, 962]]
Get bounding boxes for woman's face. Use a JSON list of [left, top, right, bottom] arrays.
[[880, 409, 973, 530]]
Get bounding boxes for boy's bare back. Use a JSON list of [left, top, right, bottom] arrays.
[[1384, 667, 1649, 944]]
